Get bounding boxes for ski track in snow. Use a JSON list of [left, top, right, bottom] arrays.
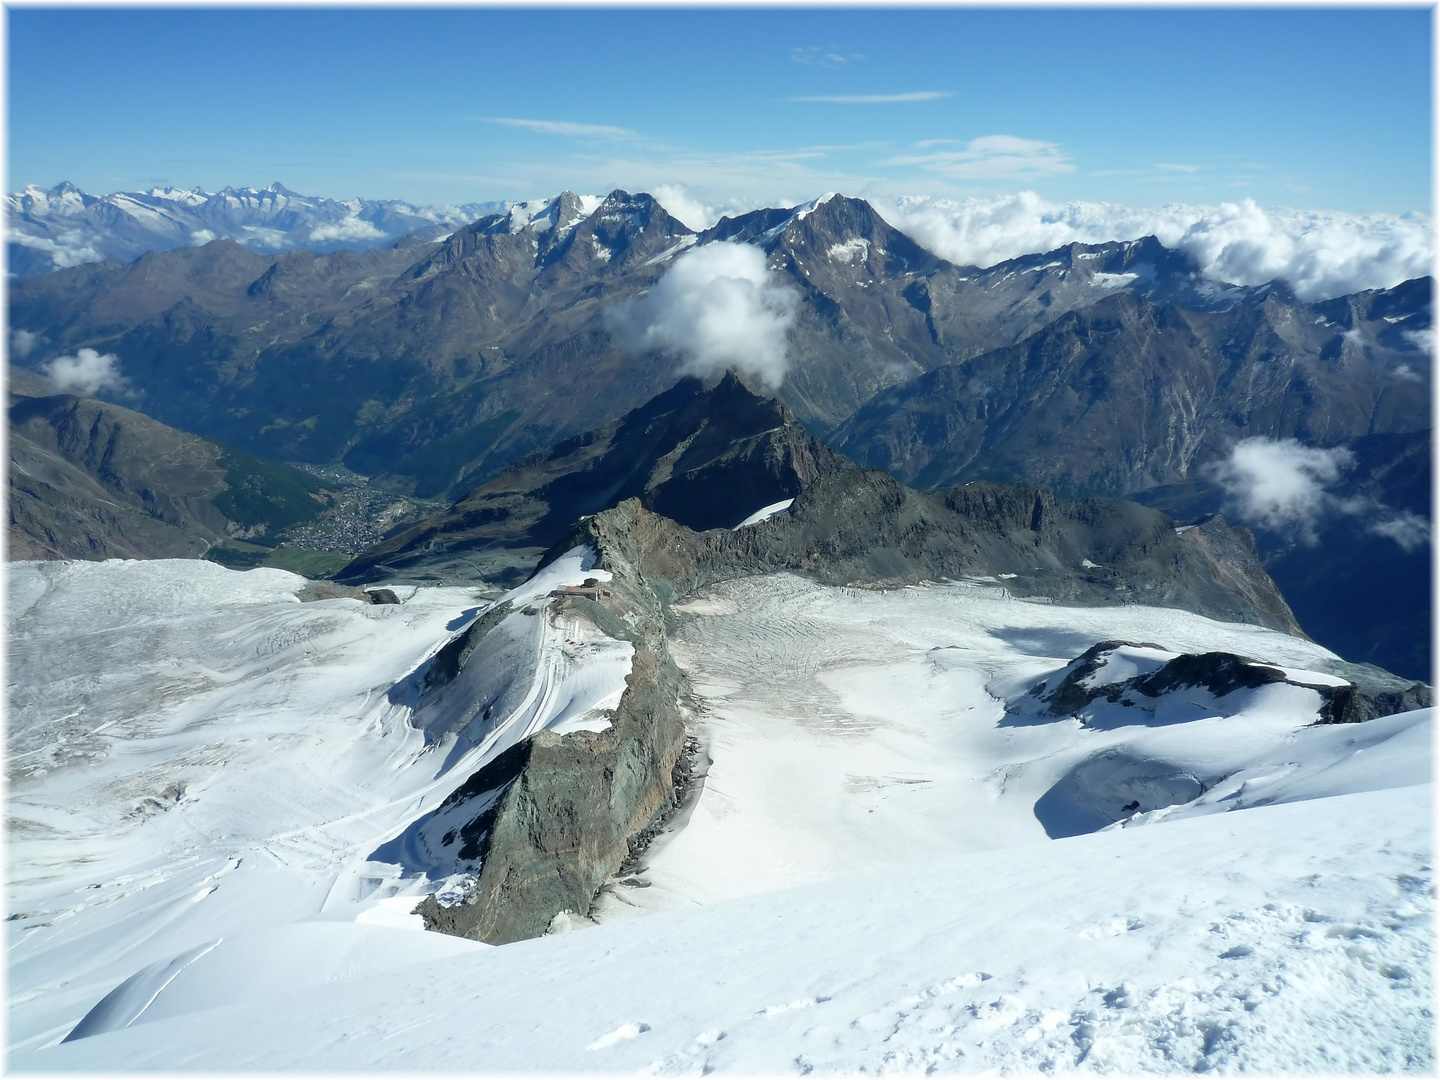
[[5, 553, 618, 1054], [6, 562, 1433, 1070]]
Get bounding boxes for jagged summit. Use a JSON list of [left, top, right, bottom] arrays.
[[338, 370, 850, 585]]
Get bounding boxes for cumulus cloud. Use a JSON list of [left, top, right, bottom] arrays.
[[1207, 438, 1354, 542], [606, 241, 798, 389], [1207, 437, 1429, 550], [649, 186, 761, 231], [881, 136, 1075, 181], [651, 185, 721, 231], [308, 216, 385, 244], [1402, 328, 1434, 354], [41, 348, 129, 397], [11, 329, 38, 358], [877, 192, 1433, 301]]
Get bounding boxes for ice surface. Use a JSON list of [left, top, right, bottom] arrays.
[[8, 561, 1430, 1070], [19, 785, 1431, 1071], [592, 574, 1429, 915], [1092, 271, 1140, 288], [6, 553, 618, 1053]]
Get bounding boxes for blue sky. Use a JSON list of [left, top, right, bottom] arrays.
[[8, 7, 1432, 215]]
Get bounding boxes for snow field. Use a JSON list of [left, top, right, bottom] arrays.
[[17, 784, 1431, 1071], [7, 560, 1431, 1070], [6, 552, 623, 1053], [594, 573, 1429, 917]]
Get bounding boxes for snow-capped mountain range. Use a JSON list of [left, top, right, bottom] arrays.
[[6, 181, 507, 275]]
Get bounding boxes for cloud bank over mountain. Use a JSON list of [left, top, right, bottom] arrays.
[[40, 348, 128, 396], [1209, 436, 1430, 551], [877, 192, 1433, 302], [606, 242, 799, 388], [10, 180, 1432, 305]]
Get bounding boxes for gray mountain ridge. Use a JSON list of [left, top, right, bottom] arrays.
[[832, 278, 1432, 497], [347, 373, 1304, 637], [14, 189, 1409, 503]]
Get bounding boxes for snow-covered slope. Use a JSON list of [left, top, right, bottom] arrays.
[[6, 560, 1431, 1069], [5, 553, 618, 1054], [15, 786, 1432, 1072], [593, 574, 1428, 918]]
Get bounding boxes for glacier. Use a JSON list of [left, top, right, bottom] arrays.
[[5, 557, 1431, 1070]]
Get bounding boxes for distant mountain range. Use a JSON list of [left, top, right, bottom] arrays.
[[7, 186, 1432, 677], [13, 189, 1428, 502], [7, 181, 508, 276]]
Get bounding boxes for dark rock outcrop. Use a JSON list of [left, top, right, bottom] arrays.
[[409, 517, 690, 945], [1024, 639, 1431, 725], [338, 372, 852, 586]]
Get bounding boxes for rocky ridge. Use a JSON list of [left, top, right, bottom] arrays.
[[15, 190, 1418, 499], [1019, 639, 1431, 726], [337, 372, 852, 585], [833, 279, 1432, 498]]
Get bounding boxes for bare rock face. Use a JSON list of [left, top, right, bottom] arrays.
[[546, 472, 1303, 635], [406, 513, 691, 945], [833, 280, 1432, 498], [1022, 640, 1430, 726], [338, 372, 853, 586]]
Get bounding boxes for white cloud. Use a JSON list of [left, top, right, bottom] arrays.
[[1369, 511, 1431, 552], [1402, 328, 1434, 354], [485, 117, 636, 139], [791, 91, 950, 104], [650, 185, 720, 231], [605, 241, 799, 389], [11, 329, 38, 358], [40, 348, 129, 397], [1207, 438, 1354, 542], [308, 217, 385, 244], [881, 136, 1075, 181], [1155, 163, 1200, 173], [1207, 437, 1430, 550], [190, 229, 218, 245], [649, 185, 760, 231], [10, 230, 104, 268], [877, 192, 1433, 300]]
